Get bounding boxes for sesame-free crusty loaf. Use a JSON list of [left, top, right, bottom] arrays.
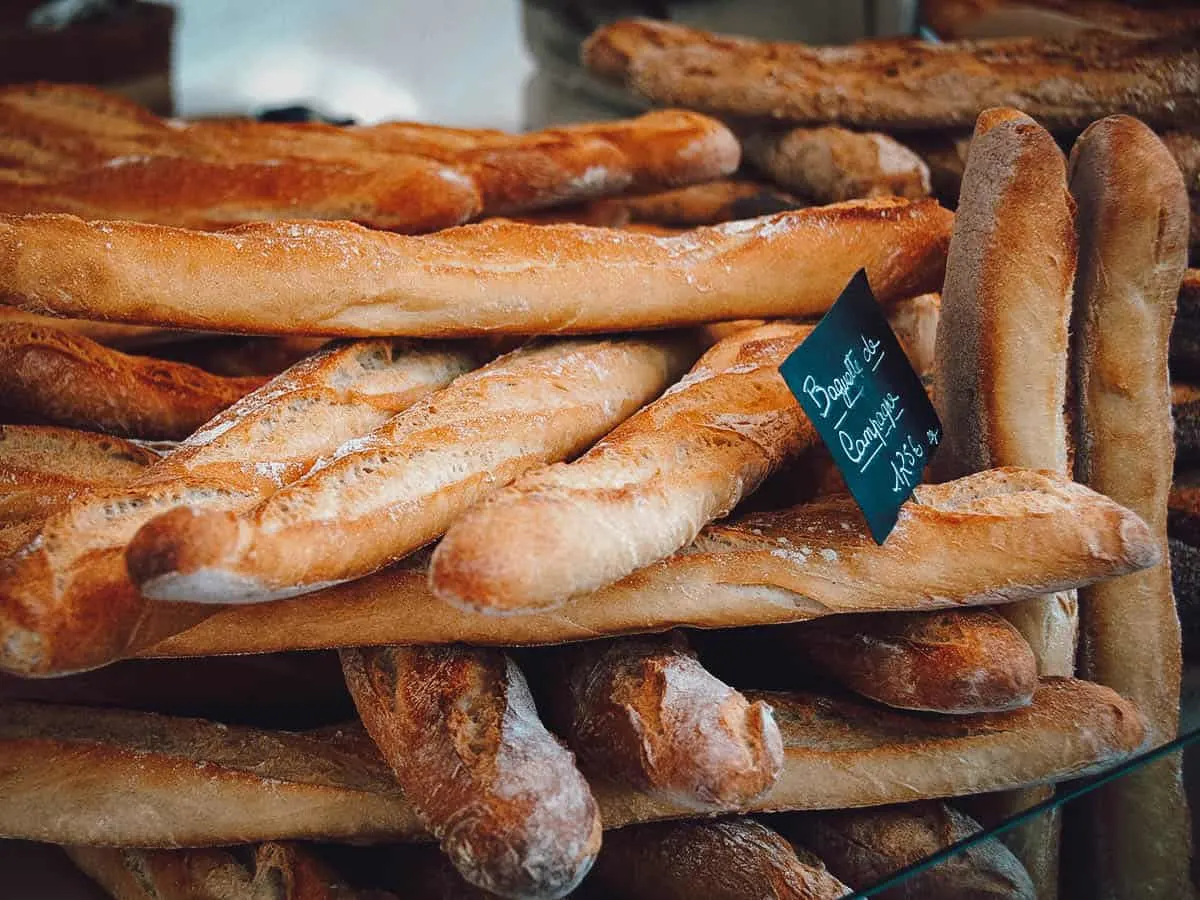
[[0, 200, 952, 336], [0, 678, 1145, 846], [0, 82, 739, 231], [583, 18, 1199, 132]]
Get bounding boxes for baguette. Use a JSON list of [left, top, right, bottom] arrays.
[[431, 323, 815, 614], [145, 468, 1159, 657], [152, 335, 330, 377], [0, 83, 739, 230], [1068, 115, 1192, 900], [340, 644, 601, 900], [547, 633, 783, 812], [783, 609, 1038, 714], [606, 178, 805, 226], [1168, 269, 1200, 378], [0, 425, 162, 524], [743, 126, 931, 203], [923, 0, 1200, 39], [128, 336, 697, 605], [0, 200, 953, 336], [887, 292, 939, 377], [784, 802, 1035, 899], [586, 818, 849, 900], [0, 324, 266, 439], [582, 19, 1200, 131], [930, 105, 1077, 899], [0, 338, 481, 675], [0, 679, 1145, 847], [0, 305, 184, 349]]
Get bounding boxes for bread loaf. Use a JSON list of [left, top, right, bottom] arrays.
[[0, 305, 184, 349], [431, 323, 814, 614], [0, 678, 1145, 847], [548, 634, 783, 811], [0, 338, 481, 675], [145, 468, 1160, 657], [1068, 115, 1192, 900], [341, 644, 601, 900], [128, 335, 697, 605], [0, 200, 952, 336], [743, 126, 931, 202], [605, 178, 805, 226], [923, 0, 1200, 39], [887, 292, 939, 377], [583, 18, 1200, 131], [0, 83, 739, 230], [784, 801, 1035, 899], [783, 609, 1038, 714], [586, 818, 849, 900], [0, 324, 266, 439]]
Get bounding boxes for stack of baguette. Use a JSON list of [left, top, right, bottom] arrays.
[[0, 8, 1192, 896]]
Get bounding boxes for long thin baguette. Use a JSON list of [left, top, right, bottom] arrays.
[[0, 324, 265, 439], [586, 818, 849, 900], [0, 200, 953, 336], [144, 468, 1159, 657], [0, 339, 481, 675], [1068, 115, 1192, 900], [743, 126, 931, 203], [783, 802, 1035, 899], [431, 323, 815, 614], [342, 645, 601, 900], [0, 678, 1145, 847], [783, 609, 1038, 714], [603, 178, 805, 227], [128, 336, 697, 605], [0, 305, 184, 349], [582, 18, 1200, 131], [0, 83, 739, 230], [545, 634, 783, 812]]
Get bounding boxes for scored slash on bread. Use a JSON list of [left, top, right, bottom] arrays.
[[431, 322, 817, 615], [146, 468, 1160, 657], [583, 18, 1200, 131], [0, 678, 1145, 847], [0, 83, 740, 230], [0, 339, 483, 675], [127, 335, 700, 606], [0, 200, 953, 336]]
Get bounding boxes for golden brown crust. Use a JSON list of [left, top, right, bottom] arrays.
[[583, 19, 1200, 131], [0, 83, 739, 230], [0, 305, 184, 349], [340, 645, 601, 900], [144, 469, 1160, 657], [0, 324, 265, 439], [555, 634, 783, 812], [743, 126, 931, 203], [0, 680, 1146, 846], [430, 324, 815, 614], [1069, 115, 1193, 899], [787, 609, 1038, 714], [127, 336, 698, 605], [588, 818, 849, 900], [611, 178, 805, 226], [924, 0, 1200, 39], [785, 802, 1035, 899], [0, 201, 953, 336], [0, 339, 481, 675]]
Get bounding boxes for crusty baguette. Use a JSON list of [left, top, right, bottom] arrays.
[[0, 305, 185, 349], [582, 18, 1200, 131], [784, 802, 1035, 899], [783, 609, 1038, 714], [1068, 115, 1192, 900], [0, 83, 739, 230], [152, 335, 330, 377], [128, 336, 697, 605], [1169, 269, 1200, 378], [0, 324, 266, 439], [605, 178, 805, 226], [923, 0, 1200, 39], [930, 105, 1077, 899], [743, 126, 931, 203], [341, 645, 600, 899], [431, 323, 815, 614], [587, 818, 849, 900], [0, 678, 1144, 846], [546, 633, 783, 812], [0, 338, 481, 675], [0, 425, 162, 524], [68, 842, 383, 900], [145, 468, 1159, 657], [0, 200, 952, 336]]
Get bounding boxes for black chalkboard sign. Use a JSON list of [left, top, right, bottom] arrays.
[[779, 270, 941, 544]]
